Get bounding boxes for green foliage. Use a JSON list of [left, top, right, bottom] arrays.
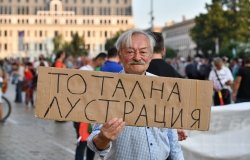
[[105, 30, 124, 51], [52, 34, 63, 54], [52, 33, 88, 57], [191, 0, 250, 57], [165, 47, 177, 58]]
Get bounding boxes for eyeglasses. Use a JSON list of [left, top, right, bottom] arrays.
[[122, 48, 151, 57]]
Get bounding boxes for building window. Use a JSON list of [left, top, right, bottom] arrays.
[[104, 31, 108, 38], [124, 0, 127, 3], [82, 0, 85, 3], [39, 43, 43, 51], [90, 0, 93, 4], [39, 31, 43, 37], [87, 31, 91, 37], [4, 30, 7, 37], [17, 7, 20, 14], [4, 44, 7, 51], [116, 0, 119, 4], [54, 31, 58, 37]]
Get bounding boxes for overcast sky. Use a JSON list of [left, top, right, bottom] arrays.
[[132, 0, 212, 29]]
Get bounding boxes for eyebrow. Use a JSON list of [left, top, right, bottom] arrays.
[[127, 47, 148, 50]]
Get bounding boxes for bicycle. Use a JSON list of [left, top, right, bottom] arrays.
[[0, 96, 12, 122]]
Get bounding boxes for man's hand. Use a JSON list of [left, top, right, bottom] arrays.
[[93, 118, 125, 150]]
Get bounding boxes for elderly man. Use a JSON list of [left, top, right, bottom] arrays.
[[87, 29, 184, 160]]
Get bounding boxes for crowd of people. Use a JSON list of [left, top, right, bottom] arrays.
[[0, 29, 249, 160]]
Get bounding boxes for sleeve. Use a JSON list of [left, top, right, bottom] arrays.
[[87, 124, 112, 158], [167, 129, 184, 160]]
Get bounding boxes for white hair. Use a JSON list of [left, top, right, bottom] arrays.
[[115, 29, 155, 53]]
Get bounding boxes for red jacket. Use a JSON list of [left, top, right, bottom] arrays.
[[79, 123, 90, 142]]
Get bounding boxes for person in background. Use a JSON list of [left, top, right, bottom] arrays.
[[53, 51, 66, 68], [0, 64, 5, 121], [147, 32, 182, 78], [79, 52, 107, 71], [87, 29, 184, 160], [198, 57, 212, 80], [233, 57, 250, 103], [23, 62, 35, 109], [209, 57, 233, 105], [100, 47, 123, 73], [65, 55, 75, 69], [146, 32, 187, 160], [229, 58, 240, 79], [74, 52, 107, 160], [14, 61, 25, 103], [34, 54, 49, 69]]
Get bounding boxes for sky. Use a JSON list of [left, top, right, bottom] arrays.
[[132, 0, 212, 29]]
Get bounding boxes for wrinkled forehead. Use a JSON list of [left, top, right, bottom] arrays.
[[122, 33, 150, 49]]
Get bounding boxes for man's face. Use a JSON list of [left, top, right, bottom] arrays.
[[215, 62, 223, 70], [119, 34, 152, 75], [96, 58, 106, 67]]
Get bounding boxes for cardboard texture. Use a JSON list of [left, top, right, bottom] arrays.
[[35, 67, 213, 131]]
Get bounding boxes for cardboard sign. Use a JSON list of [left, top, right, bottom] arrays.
[[35, 67, 213, 130]]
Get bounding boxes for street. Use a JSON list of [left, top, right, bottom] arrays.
[[0, 83, 76, 160]]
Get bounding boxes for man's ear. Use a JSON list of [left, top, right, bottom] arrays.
[[162, 48, 166, 57]]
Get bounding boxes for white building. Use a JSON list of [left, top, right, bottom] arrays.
[[162, 18, 196, 57], [0, 0, 134, 58]]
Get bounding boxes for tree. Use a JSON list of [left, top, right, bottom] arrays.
[[52, 34, 63, 54], [69, 33, 88, 56], [105, 30, 124, 51], [191, 0, 250, 57], [52, 33, 88, 57], [165, 47, 177, 59]]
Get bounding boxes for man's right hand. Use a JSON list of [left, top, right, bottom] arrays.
[[93, 118, 125, 150]]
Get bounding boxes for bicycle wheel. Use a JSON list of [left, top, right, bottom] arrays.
[[0, 96, 12, 122]]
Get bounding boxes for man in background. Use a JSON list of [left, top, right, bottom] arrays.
[[147, 32, 187, 156], [101, 47, 123, 73]]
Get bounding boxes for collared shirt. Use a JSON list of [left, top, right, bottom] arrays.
[[87, 72, 184, 160]]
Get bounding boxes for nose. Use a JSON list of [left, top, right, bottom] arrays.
[[133, 51, 141, 61]]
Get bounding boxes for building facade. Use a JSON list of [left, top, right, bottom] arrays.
[[0, 0, 133, 58], [162, 19, 196, 57]]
